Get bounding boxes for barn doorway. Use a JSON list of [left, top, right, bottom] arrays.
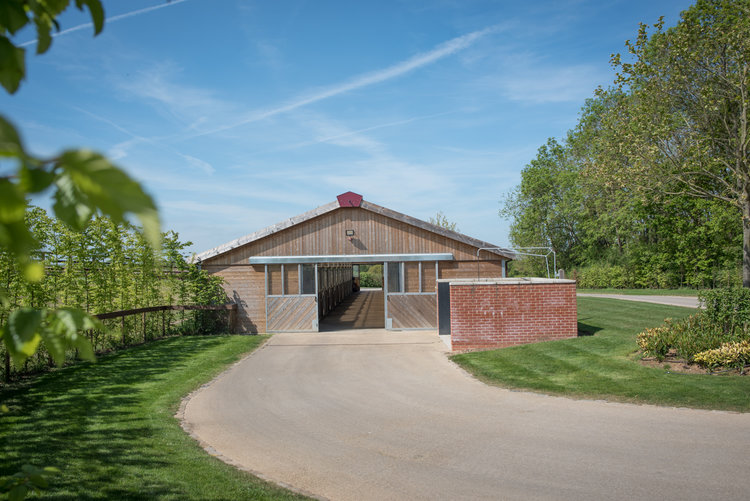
[[319, 263, 385, 331]]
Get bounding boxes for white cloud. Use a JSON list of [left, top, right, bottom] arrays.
[[499, 64, 608, 104], [180, 154, 215, 175], [186, 25, 502, 138]]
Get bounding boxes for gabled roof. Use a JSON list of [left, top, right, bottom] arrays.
[[193, 193, 515, 262]]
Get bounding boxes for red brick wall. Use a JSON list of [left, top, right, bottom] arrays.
[[450, 281, 577, 351]]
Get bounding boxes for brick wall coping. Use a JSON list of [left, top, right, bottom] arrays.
[[438, 277, 576, 286]]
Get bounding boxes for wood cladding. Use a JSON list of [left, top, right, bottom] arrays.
[[267, 296, 317, 332], [388, 294, 438, 329], [202, 207, 505, 266], [204, 264, 266, 333], [200, 205, 508, 333]]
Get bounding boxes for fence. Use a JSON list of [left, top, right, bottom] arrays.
[[2, 303, 238, 384]]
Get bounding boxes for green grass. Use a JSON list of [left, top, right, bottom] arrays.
[[0, 335, 308, 500], [452, 298, 750, 412], [576, 288, 699, 296]]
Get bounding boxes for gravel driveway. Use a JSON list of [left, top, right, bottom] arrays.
[[183, 330, 748, 500]]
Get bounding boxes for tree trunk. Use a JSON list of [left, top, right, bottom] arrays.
[[744, 200, 750, 288]]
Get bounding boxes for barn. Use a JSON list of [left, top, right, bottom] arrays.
[[194, 192, 515, 333]]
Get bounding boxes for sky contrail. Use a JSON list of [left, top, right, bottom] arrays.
[[20, 0, 190, 47], [188, 25, 501, 138]]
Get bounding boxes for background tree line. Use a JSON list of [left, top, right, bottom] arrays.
[[503, 0, 748, 288]]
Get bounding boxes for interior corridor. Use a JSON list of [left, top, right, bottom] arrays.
[[319, 289, 385, 331]]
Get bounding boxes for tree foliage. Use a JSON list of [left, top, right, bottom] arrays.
[[0, 0, 104, 93], [502, 0, 747, 287], [0, 0, 165, 370], [429, 211, 459, 232], [604, 0, 750, 286], [1, 210, 226, 381]]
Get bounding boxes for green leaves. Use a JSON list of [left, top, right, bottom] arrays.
[[0, 0, 106, 94], [0, 307, 98, 366], [75, 0, 104, 35], [0, 35, 25, 94], [55, 150, 161, 249], [0, 465, 59, 501], [43, 308, 98, 364], [0, 2, 30, 35], [1, 309, 43, 365]]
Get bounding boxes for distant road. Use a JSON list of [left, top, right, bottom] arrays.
[[577, 293, 700, 309]]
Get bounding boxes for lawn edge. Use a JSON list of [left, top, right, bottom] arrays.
[[175, 335, 323, 501], [447, 352, 749, 415]]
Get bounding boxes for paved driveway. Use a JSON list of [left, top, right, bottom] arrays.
[[577, 294, 700, 308], [183, 330, 749, 500]]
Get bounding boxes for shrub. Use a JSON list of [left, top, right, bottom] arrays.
[[669, 314, 733, 362], [636, 325, 673, 361], [359, 272, 382, 288], [636, 292, 750, 364], [699, 288, 750, 336], [694, 340, 750, 370], [575, 264, 628, 289]]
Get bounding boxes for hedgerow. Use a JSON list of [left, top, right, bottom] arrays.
[[0, 207, 226, 381]]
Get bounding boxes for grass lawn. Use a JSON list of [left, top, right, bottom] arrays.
[[0, 335, 308, 500], [576, 288, 700, 296], [452, 297, 750, 412]]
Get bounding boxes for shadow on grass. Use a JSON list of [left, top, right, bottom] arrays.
[[577, 320, 601, 337], [0, 336, 237, 500]]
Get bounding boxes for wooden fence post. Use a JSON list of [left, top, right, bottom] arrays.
[[142, 312, 146, 343], [229, 305, 237, 334]]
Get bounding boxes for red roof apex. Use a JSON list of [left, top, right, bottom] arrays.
[[337, 191, 363, 207]]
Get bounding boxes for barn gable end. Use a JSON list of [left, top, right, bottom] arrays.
[[197, 193, 513, 334]]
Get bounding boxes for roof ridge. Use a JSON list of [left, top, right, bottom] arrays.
[[192, 196, 514, 262]]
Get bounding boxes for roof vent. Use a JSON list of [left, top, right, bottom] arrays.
[[337, 191, 363, 207]]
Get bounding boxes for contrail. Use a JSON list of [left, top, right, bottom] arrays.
[[274, 111, 459, 153], [20, 0, 190, 47], [187, 25, 502, 138]]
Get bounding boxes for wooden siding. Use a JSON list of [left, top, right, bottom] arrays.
[[202, 207, 504, 265], [267, 296, 317, 332], [283, 264, 299, 295], [439, 260, 504, 280], [203, 264, 266, 333], [388, 294, 438, 329], [421, 261, 436, 292], [318, 264, 354, 320], [404, 262, 420, 292], [267, 264, 282, 295]]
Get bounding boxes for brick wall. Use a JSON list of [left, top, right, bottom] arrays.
[[449, 280, 577, 351]]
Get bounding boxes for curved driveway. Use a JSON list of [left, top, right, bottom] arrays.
[[183, 330, 749, 500]]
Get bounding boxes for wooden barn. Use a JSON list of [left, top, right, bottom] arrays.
[[194, 192, 514, 333]]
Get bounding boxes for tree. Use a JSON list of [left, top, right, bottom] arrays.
[[1, 0, 159, 367], [606, 0, 750, 286], [1, 2, 161, 497], [501, 138, 584, 273], [429, 211, 459, 232]]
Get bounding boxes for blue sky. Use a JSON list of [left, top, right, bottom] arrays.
[[2, 0, 694, 254]]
